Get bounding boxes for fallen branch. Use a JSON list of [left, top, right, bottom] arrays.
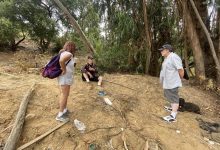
[[86, 126, 117, 134], [3, 83, 35, 150], [103, 80, 136, 91], [121, 130, 128, 150], [17, 120, 69, 150], [0, 72, 19, 79], [0, 124, 13, 134]]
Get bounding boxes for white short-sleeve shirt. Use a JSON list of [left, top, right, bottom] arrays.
[[160, 52, 183, 89]]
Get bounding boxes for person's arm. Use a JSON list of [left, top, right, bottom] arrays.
[[59, 52, 72, 75], [178, 69, 184, 79], [81, 64, 89, 74], [88, 64, 96, 72], [172, 55, 184, 79], [81, 65, 93, 78]]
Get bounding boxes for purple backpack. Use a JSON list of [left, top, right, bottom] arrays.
[[42, 53, 70, 79]]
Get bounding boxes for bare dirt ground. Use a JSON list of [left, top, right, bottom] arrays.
[[0, 50, 220, 150]]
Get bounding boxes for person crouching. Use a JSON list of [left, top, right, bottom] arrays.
[[81, 55, 103, 86]]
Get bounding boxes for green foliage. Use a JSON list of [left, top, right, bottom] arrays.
[[15, 0, 57, 51], [0, 17, 16, 44], [0, 0, 22, 49], [0, 0, 58, 51], [95, 44, 129, 72]]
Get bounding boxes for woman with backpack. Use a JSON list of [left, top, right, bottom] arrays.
[[56, 41, 76, 122]]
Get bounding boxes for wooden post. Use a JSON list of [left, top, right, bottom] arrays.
[[3, 83, 35, 150]]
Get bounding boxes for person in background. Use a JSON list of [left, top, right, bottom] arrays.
[[81, 55, 103, 86], [159, 44, 184, 122], [56, 41, 76, 122]]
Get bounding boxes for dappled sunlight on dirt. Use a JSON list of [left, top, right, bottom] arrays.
[[0, 52, 220, 150]]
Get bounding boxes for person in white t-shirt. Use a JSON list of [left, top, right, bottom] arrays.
[[159, 44, 184, 122], [56, 41, 76, 122]]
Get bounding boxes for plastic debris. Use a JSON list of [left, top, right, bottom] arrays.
[[176, 130, 180, 134], [98, 91, 106, 96], [73, 119, 86, 133], [104, 97, 112, 105]]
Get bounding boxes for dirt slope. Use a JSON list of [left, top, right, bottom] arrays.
[[0, 51, 220, 150]]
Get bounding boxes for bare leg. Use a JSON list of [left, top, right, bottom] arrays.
[[83, 73, 90, 82], [171, 103, 179, 112], [59, 85, 70, 112], [171, 103, 179, 118], [98, 76, 103, 86]]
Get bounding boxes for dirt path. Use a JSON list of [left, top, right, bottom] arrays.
[[0, 52, 220, 150]]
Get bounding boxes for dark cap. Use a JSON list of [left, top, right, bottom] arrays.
[[158, 44, 173, 52], [87, 55, 94, 59]]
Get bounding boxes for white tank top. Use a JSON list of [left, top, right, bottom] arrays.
[[60, 51, 75, 73]]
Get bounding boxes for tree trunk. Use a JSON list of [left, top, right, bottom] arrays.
[[143, 0, 152, 74], [183, 0, 206, 79], [183, 36, 190, 76], [189, 0, 220, 73], [10, 36, 25, 52], [3, 83, 35, 150], [190, 0, 214, 78], [52, 0, 95, 54], [218, 8, 220, 86]]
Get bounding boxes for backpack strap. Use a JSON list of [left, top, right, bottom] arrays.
[[65, 59, 71, 66]]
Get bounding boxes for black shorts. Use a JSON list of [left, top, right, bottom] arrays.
[[82, 74, 99, 82]]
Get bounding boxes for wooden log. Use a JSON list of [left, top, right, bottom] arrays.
[[17, 120, 69, 150], [3, 83, 35, 150]]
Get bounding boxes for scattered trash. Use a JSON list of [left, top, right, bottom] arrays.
[[104, 97, 112, 106], [74, 119, 86, 133], [208, 140, 215, 145], [98, 91, 106, 96], [176, 130, 180, 134], [204, 137, 209, 141], [89, 144, 96, 150], [204, 137, 215, 145]]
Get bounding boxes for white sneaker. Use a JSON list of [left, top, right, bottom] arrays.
[[63, 109, 70, 116], [56, 115, 69, 122], [163, 115, 176, 122]]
